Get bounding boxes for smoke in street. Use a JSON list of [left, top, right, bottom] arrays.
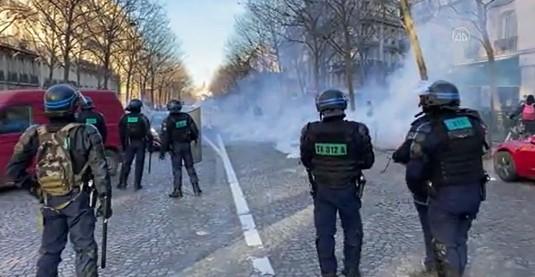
[[203, 12, 487, 156]]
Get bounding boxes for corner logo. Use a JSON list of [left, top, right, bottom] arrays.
[[452, 27, 471, 42]]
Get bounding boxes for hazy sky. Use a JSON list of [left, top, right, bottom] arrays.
[[163, 0, 244, 87]]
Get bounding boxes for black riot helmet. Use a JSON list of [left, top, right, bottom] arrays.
[[44, 84, 82, 118], [315, 89, 348, 119], [167, 99, 183, 114], [419, 80, 460, 110], [81, 96, 95, 110], [126, 99, 143, 112]]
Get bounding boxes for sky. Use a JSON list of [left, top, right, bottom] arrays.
[[163, 0, 245, 87]]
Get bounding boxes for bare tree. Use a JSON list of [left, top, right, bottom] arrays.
[[323, 0, 361, 109], [0, 0, 32, 35], [275, 0, 336, 92], [84, 0, 139, 89], [23, 1, 62, 83], [29, 0, 95, 82]]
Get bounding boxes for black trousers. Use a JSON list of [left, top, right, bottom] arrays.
[[119, 139, 146, 188], [170, 142, 199, 190], [37, 192, 98, 277]]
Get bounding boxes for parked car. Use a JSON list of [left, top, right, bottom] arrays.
[[0, 89, 124, 187], [494, 135, 535, 182]]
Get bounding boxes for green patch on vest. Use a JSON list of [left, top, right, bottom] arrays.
[[444, 116, 472, 131], [127, 116, 139, 123], [175, 120, 187, 128], [85, 118, 97, 124], [315, 143, 347, 156]]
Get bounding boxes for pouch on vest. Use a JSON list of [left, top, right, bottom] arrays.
[[36, 123, 86, 196]]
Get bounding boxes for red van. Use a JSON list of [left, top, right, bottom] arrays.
[[0, 89, 124, 187]]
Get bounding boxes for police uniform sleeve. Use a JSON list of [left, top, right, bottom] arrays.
[[6, 126, 39, 189], [299, 124, 312, 168], [356, 123, 375, 170], [83, 125, 111, 198], [142, 114, 153, 143], [160, 117, 171, 153], [392, 125, 418, 164], [406, 122, 432, 197], [118, 115, 127, 149]]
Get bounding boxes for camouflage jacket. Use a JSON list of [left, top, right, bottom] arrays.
[[7, 121, 111, 199]]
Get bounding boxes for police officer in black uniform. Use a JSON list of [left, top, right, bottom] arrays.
[[117, 99, 153, 190], [77, 96, 107, 143], [7, 84, 112, 277], [159, 100, 201, 198], [300, 89, 375, 277], [392, 108, 435, 272], [405, 80, 488, 277]]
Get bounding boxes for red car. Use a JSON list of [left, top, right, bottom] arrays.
[[494, 135, 535, 181], [0, 89, 124, 187]]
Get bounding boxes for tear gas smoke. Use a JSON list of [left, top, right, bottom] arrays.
[[203, 14, 485, 157]]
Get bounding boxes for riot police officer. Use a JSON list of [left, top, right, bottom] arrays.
[[405, 80, 488, 277], [77, 96, 107, 143], [159, 100, 201, 198], [7, 84, 112, 277], [300, 89, 375, 277], [393, 103, 435, 272], [117, 99, 153, 190]]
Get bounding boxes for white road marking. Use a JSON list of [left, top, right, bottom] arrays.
[[203, 134, 275, 276]]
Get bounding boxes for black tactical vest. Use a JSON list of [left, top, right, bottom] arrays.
[[168, 113, 192, 143], [307, 120, 361, 187], [125, 114, 146, 139], [430, 114, 485, 186]]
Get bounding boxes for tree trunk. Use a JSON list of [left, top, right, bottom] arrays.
[[345, 51, 355, 110], [483, 36, 497, 145], [76, 62, 81, 86], [63, 39, 71, 82], [313, 51, 321, 94], [400, 0, 428, 81], [125, 73, 132, 102], [103, 43, 112, 89], [150, 71, 156, 107], [48, 59, 55, 83], [343, 22, 356, 110]]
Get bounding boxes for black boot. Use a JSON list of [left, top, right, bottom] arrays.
[[169, 190, 180, 198], [134, 184, 143, 191], [117, 181, 127, 190], [192, 183, 202, 196], [342, 268, 360, 277], [169, 187, 183, 198]]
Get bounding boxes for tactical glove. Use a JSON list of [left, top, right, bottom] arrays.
[[159, 152, 165, 160]]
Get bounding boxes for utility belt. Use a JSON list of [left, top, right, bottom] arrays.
[[427, 174, 489, 201], [42, 186, 84, 213], [41, 180, 96, 213], [308, 170, 366, 198]]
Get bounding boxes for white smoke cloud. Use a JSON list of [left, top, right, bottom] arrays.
[[202, 14, 473, 157]]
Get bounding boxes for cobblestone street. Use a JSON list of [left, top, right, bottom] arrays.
[[1, 139, 534, 276]]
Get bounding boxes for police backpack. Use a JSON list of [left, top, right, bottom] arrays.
[[35, 123, 88, 196]]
